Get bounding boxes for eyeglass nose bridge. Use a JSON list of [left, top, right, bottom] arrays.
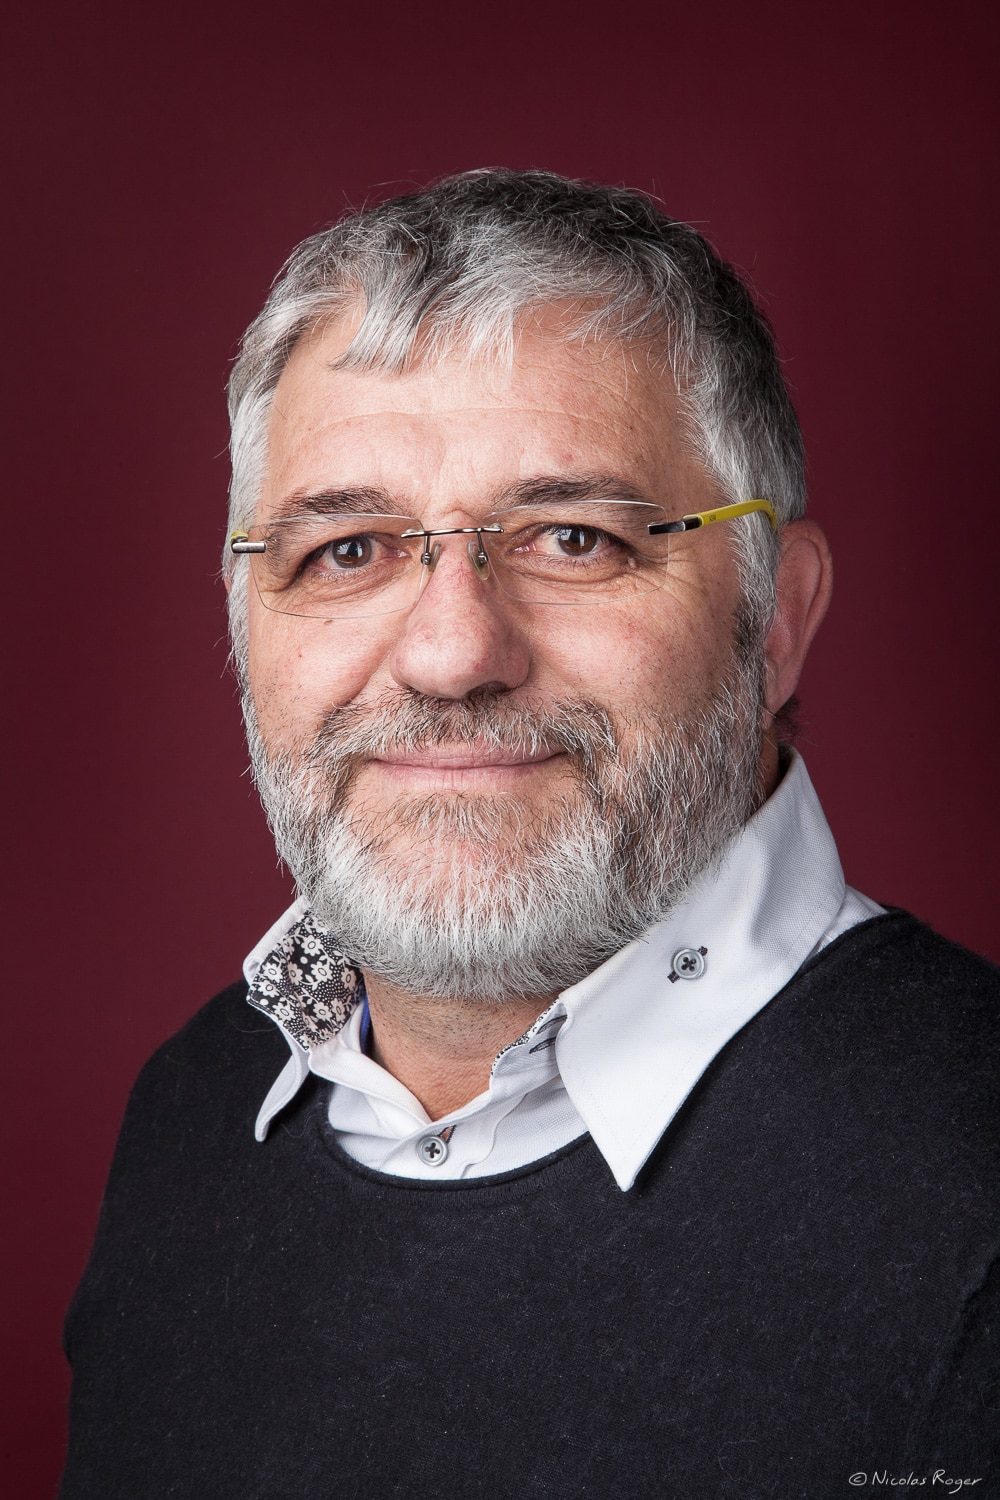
[[398, 523, 504, 570]]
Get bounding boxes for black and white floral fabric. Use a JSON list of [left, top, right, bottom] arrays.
[[246, 909, 363, 1049]]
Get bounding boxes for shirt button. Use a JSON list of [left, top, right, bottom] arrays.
[[417, 1135, 449, 1166], [671, 946, 707, 981]]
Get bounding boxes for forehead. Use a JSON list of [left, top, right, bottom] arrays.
[[260, 309, 701, 516]]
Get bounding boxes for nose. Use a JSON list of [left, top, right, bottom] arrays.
[[388, 535, 531, 700]]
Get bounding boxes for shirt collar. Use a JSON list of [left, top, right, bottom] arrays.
[[243, 897, 365, 1143], [244, 751, 847, 1180], [243, 899, 363, 1049], [551, 750, 846, 1186]]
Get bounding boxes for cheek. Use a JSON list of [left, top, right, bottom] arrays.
[[537, 604, 722, 715], [247, 610, 387, 750]]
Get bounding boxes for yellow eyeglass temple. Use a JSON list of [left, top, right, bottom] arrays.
[[647, 498, 778, 536]]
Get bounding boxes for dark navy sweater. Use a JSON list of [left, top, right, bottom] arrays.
[[61, 913, 1000, 1498]]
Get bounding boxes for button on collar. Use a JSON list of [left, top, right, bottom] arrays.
[[416, 1124, 455, 1167], [669, 946, 708, 982], [417, 1134, 449, 1166]]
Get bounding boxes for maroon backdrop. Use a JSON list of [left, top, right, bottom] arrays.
[[4, 0, 998, 1489]]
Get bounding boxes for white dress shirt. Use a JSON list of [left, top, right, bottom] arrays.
[[243, 751, 882, 1191]]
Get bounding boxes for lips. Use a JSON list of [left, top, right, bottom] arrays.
[[372, 743, 561, 771]]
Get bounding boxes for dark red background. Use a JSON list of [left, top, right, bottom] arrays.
[[4, 0, 998, 1490]]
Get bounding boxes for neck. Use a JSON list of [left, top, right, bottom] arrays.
[[759, 731, 780, 800], [364, 976, 553, 1120]]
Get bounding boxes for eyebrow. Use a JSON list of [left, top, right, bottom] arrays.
[[274, 473, 651, 521], [497, 474, 651, 508], [273, 486, 408, 519]]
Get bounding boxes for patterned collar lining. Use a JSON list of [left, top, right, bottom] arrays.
[[246, 909, 364, 1050]]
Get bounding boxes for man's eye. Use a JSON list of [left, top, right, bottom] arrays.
[[299, 533, 385, 573], [327, 535, 373, 569], [551, 525, 602, 556], [524, 523, 622, 559]]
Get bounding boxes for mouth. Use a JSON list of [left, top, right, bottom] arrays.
[[369, 742, 565, 785]]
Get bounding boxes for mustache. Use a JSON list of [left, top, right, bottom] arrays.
[[297, 688, 622, 804]]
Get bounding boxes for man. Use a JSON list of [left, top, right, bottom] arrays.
[[61, 171, 998, 1498]]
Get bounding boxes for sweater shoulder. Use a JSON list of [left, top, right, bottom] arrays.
[[816, 905, 998, 973], [738, 910, 1000, 1163], [125, 980, 288, 1142], [148, 977, 274, 1067], [798, 908, 1000, 1025]]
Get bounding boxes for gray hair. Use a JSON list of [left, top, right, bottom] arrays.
[[226, 169, 806, 655]]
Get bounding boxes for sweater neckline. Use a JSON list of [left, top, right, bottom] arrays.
[[309, 1095, 603, 1200]]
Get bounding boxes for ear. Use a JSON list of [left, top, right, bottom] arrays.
[[763, 519, 833, 717]]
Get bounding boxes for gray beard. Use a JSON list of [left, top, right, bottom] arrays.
[[245, 653, 766, 1002]]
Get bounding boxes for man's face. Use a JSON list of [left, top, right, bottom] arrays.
[[242, 311, 767, 997], [249, 312, 752, 768]]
